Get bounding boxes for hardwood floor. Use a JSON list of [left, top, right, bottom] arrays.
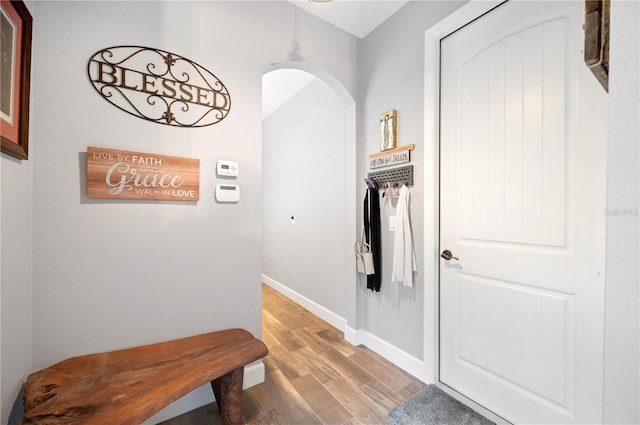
[[158, 284, 425, 425]]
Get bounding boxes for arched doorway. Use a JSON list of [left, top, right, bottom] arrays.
[[262, 62, 357, 334]]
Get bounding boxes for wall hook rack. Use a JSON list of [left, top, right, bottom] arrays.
[[367, 165, 413, 189]]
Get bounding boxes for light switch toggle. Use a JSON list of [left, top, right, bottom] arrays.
[[389, 215, 397, 231]]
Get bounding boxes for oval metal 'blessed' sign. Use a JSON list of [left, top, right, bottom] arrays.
[[87, 46, 231, 128]]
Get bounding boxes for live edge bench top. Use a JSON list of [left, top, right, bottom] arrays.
[[20, 329, 269, 425]]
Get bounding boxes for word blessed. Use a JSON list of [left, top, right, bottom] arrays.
[[87, 147, 200, 201], [87, 46, 231, 127], [93, 62, 229, 110], [105, 162, 189, 196]]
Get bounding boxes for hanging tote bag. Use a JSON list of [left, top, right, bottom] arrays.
[[355, 229, 375, 275]]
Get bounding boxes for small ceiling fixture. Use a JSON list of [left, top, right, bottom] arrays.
[[308, 0, 334, 3]]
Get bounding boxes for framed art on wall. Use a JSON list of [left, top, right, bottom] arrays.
[[1, 0, 32, 160], [584, 0, 609, 92], [380, 109, 396, 151]]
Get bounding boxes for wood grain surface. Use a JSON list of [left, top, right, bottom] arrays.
[[87, 146, 200, 201], [161, 285, 426, 425], [20, 329, 268, 425]]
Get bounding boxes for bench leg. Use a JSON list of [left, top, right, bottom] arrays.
[[211, 368, 244, 425]]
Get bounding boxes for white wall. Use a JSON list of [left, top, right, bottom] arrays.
[[603, 1, 640, 423], [355, 1, 467, 360], [19, 1, 356, 422], [263, 76, 348, 321], [1, 0, 34, 420]]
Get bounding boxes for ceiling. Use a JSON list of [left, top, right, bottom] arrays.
[[288, 0, 410, 39]]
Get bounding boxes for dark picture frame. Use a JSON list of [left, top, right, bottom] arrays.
[[1, 0, 32, 160], [584, 0, 609, 92]]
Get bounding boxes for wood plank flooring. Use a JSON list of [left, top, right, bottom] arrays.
[[158, 284, 425, 425]]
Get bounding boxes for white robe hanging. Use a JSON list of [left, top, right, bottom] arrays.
[[392, 185, 417, 287]]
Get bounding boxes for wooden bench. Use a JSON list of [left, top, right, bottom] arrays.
[[19, 329, 269, 425]]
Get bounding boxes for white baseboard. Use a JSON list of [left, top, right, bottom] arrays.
[[262, 275, 428, 383], [262, 274, 347, 332], [141, 361, 265, 424], [344, 325, 427, 382]]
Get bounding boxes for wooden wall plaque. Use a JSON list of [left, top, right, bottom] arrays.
[[87, 147, 200, 201]]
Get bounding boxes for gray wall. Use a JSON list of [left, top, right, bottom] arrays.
[[1, 128, 34, 422], [263, 77, 348, 318], [603, 1, 639, 423], [356, 1, 467, 359], [0, 1, 357, 422], [1, 0, 34, 419]]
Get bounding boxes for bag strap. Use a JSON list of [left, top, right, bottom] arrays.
[[363, 190, 370, 245]]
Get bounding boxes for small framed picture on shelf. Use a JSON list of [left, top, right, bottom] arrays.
[[380, 109, 396, 152]]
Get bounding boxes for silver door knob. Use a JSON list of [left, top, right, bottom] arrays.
[[440, 250, 458, 261]]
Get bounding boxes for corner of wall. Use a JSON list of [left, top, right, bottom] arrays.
[[344, 325, 427, 382], [603, 1, 640, 423]]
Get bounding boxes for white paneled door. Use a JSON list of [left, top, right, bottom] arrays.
[[439, 1, 608, 423]]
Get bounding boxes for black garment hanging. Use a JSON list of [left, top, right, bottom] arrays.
[[364, 187, 381, 292]]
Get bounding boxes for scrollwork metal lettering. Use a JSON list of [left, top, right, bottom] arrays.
[[87, 46, 231, 127]]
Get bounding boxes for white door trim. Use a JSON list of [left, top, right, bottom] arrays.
[[422, 0, 504, 386]]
